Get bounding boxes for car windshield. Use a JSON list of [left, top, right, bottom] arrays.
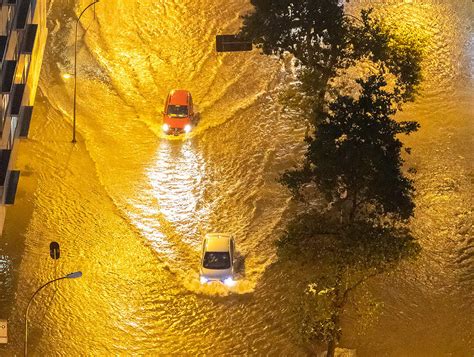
[[203, 252, 230, 270], [167, 104, 188, 117]]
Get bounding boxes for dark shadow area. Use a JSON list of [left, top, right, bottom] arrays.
[[233, 250, 245, 277], [192, 112, 201, 127]]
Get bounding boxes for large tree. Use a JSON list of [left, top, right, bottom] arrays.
[[278, 74, 421, 355], [240, 2, 424, 355]]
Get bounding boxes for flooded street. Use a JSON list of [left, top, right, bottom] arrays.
[[0, 0, 472, 355]]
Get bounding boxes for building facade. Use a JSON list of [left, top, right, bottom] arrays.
[[0, 0, 47, 233]]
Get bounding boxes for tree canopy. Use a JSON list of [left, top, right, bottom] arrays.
[[282, 74, 419, 222], [240, 0, 348, 70], [240, 4, 423, 119]]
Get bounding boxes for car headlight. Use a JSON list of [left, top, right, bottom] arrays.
[[223, 277, 236, 287], [162, 123, 169, 132], [200, 276, 208, 284], [184, 124, 192, 133]]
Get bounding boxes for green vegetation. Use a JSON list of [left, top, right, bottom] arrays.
[[281, 74, 420, 223], [278, 211, 420, 355], [241, 2, 423, 123], [240, 1, 424, 355]]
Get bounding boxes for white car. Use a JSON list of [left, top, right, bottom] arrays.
[[200, 233, 236, 286]]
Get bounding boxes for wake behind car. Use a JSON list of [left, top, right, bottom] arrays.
[[200, 233, 236, 286], [162, 89, 195, 135]]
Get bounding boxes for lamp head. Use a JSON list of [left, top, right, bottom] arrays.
[[66, 271, 82, 279]]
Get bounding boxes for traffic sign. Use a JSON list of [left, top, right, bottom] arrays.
[[50, 241, 60, 259], [216, 35, 252, 52]]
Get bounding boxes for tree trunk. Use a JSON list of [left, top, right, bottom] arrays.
[[326, 282, 344, 357], [349, 190, 358, 224], [308, 72, 331, 128], [326, 338, 337, 357], [314, 83, 328, 125]]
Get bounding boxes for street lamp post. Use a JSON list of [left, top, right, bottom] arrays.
[[72, 1, 100, 143], [24, 271, 82, 356]]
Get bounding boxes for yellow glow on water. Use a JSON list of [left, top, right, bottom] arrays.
[[147, 140, 204, 234]]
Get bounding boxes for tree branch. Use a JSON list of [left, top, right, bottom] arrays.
[[336, 270, 381, 308]]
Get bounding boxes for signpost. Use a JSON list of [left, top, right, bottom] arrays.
[[0, 319, 7, 344], [49, 241, 60, 260], [216, 35, 252, 52]]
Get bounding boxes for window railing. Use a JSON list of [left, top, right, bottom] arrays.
[[1, 0, 35, 139], [0, 5, 15, 37]]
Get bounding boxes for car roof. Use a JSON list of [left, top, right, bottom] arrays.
[[204, 233, 232, 252], [168, 90, 190, 106]]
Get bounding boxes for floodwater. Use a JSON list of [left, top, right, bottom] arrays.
[[0, 0, 472, 355]]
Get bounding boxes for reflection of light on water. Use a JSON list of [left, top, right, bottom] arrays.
[[348, 1, 466, 98], [123, 140, 207, 258], [147, 140, 205, 243]]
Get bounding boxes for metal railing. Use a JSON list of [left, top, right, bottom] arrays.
[[1, 0, 34, 139]]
